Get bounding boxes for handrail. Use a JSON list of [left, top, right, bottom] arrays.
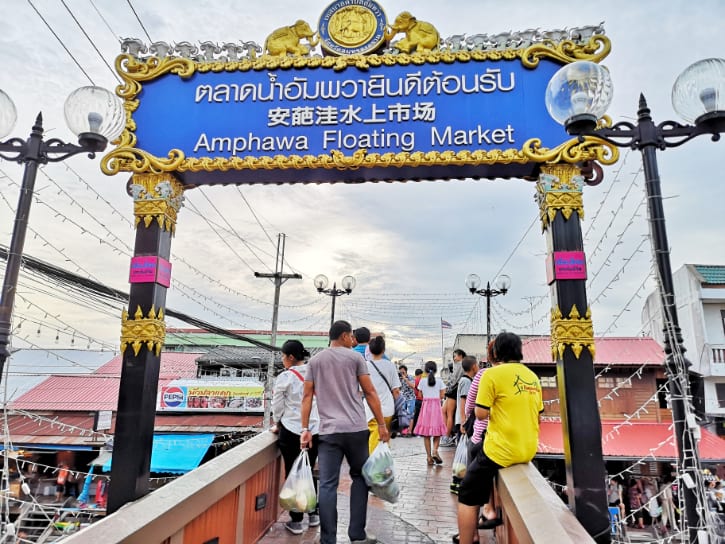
[[61, 431, 280, 544], [497, 462, 597, 544]]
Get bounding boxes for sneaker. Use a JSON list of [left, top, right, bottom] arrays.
[[308, 514, 320, 527], [350, 534, 377, 544], [284, 521, 304, 535], [440, 436, 457, 447]]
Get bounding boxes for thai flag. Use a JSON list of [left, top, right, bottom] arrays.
[[441, 319, 452, 329]]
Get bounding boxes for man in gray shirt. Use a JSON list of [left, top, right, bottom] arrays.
[[301, 320, 388, 544]]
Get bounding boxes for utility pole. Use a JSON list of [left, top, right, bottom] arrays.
[[255, 234, 301, 429], [522, 295, 545, 336]]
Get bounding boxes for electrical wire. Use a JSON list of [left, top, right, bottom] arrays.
[[88, 0, 121, 42], [125, 0, 152, 43], [59, 0, 122, 84], [26, 0, 95, 85]]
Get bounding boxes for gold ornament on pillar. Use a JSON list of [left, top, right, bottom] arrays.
[[550, 304, 595, 360], [129, 173, 185, 234], [536, 164, 586, 230], [120, 305, 166, 356]]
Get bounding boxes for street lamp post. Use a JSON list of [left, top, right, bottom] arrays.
[[0, 87, 124, 384], [545, 58, 725, 543], [465, 273, 511, 348], [314, 274, 356, 330]]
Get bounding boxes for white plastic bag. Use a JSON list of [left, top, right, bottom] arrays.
[[452, 434, 470, 478], [362, 442, 399, 503], [279, 449, 317, 513]]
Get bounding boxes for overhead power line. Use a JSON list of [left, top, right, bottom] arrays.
[[0, 245, 278, 352], [59, 0, 121, 84], [125, 0, 152, 42], [88, 0, 121, 42], [26, 0, 95, 85]]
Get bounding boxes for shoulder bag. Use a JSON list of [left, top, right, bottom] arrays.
[[370, 361, 411, 433]]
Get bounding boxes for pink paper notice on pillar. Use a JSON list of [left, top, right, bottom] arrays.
[[156, 257, 172, 287], [553, 251, 587, 280], [129, 256, 172, 286], [129, 256, 158, 284]]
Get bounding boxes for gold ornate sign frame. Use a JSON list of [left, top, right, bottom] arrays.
[[102, 36, 614, 181]]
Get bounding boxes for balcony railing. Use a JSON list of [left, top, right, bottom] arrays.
[[708, 344, 725, 376]]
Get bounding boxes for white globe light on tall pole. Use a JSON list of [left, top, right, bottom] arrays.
[[0, 86, 123, 385]]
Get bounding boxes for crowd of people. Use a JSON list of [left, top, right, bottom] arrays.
[[270, 321, 545, 544], [606, 471, 725, 535], [269, 323, 725, 543]]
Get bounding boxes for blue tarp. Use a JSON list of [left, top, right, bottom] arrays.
[[102, 434, 214, 474]]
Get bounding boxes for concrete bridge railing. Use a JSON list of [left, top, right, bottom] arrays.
[[62, 431, 597, 544], [62, 431, 282, 544], [497, 462, 597, 544]]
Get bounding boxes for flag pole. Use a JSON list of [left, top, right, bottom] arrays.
[[440, 317, 444, 366]]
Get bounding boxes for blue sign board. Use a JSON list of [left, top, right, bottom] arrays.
[[133, 58, 568, 162]]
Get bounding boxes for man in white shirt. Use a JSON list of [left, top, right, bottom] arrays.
[[364, 335, 401, 453]]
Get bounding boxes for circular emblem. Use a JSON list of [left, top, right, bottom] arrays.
[[318, 0, 387, 56], [161, 386, 185, 408]]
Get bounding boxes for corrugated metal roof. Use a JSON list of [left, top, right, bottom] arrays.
[[522, 337, 665, 365], [538, 421, 725, 461], [6, 412, 262, 445], [93, 352, 203, 378], [693, 264, 725, 285], [154, 413, 261, 432], [10, 352, 204, 411], [7, 413, 106, 446], [195, 345, 324, 365], [3, 349, 113, 401], [10, 375, 121, 411], [165, 330, 329, 348]]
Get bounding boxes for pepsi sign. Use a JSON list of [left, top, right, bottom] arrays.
[[160, 386, 186, 408]]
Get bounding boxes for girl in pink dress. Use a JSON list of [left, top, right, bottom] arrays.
[[414, 361, 448, 465]]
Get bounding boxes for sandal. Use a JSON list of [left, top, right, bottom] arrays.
[[452, 534, 479, 544], [432, 453, 443, 464], [479, 506, 503, 529], [427, 456, 435, 465]]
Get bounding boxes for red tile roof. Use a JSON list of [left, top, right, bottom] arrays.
[[538, 420, 725, 461], [523, 337, 665, 365]]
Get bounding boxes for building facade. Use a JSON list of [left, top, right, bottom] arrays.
[[642, 264, 725, 435]]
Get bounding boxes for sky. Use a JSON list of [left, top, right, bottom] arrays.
[[0, 0, 723, 367]]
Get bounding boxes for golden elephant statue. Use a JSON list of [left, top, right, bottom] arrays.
[[384, 12, 439, 53], [265, 19, 319, 57]]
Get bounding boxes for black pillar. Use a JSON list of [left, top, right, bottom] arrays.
[[538, 164, 610, 543], [638, 98, 701, 541], [485, 283, 492, 347], [330, 282, 337, 331], [0, 116, 43, 375], [107, 173, 184, 514]]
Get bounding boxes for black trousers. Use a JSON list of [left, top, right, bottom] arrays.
[[278, 423, 319, 522]]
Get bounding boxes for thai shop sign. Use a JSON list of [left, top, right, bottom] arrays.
[[157, 380, 264, 412]]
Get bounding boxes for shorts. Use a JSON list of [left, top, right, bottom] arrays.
[[457, 445, 502, 507]]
